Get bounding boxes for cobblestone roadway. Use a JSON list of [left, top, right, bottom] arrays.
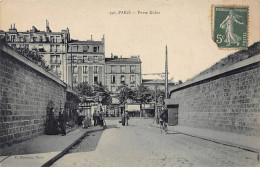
[[52, 119, 260, 167]]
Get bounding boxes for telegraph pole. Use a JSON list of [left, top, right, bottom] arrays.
[[165, 45, 168, 99]]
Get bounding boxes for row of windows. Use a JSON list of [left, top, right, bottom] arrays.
[[111, 75, 136, 84], [50, 55, 61, 64], [49, 36, 62, 43], [50, 45, 61, 52], [69, 45, 101, 52], [69, 56, 103, 63], [72, 75, 99, 84], [110, 65, 136, 73], [71, 74, 136, 85], [71, 66, 101, 74], [71, 65, 137, 77], [8, 34, 65, 43]]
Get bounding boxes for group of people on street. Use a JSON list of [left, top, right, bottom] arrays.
[[93, 106, 105, 126]]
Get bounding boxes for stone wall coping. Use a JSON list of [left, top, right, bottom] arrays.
[[168, 54, 260, 98], [0, 43, 67, 88]]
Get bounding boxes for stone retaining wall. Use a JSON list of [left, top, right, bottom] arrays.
[[165, 43, 260, 137], [0, 43, 67, 147]]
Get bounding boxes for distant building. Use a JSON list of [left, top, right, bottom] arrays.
[[0, 21, 70, 81], [0, 22, 143, 95], [104, 55, 142, 117], [67, 36, 105, 87], [105, 55, 142, 93]]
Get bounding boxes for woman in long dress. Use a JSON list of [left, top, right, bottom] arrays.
[[220, 10, 244, 46]]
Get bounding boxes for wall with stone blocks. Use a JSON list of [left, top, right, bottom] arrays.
[[165, 54, 260, 136], [0, 43, 67, 147]]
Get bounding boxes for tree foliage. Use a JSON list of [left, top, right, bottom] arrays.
[[74, 82, 112, 105], [132, 85, 153, 104], [117, 85, 134, 104], [93, 82, 112, 105], [10, 45, 50, 71], [74, 82, 95, 97], [151, 88, 165, 103]]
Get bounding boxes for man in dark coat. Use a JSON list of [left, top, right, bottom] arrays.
[[58, 111, 66, 136]]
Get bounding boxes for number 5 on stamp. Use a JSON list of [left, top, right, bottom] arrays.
[[212, 5, 248, 49]]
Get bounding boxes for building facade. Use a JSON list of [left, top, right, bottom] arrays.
[[67, 37, 105, 87], [0, 23, 143, 93], [104, 55, 142, 117], [105, 55, 142, 93], [0, 21, 70, 82]]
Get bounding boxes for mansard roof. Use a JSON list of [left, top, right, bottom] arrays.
[[105, 56, 141, 64], [68, 39, 103, 45]]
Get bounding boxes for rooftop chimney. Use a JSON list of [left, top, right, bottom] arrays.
[[46, 19, 50, 32], [91, 35, 93, 41], [102, 34, 105, 43]]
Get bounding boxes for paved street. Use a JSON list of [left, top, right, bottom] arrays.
[[52, 118, 259, 167]]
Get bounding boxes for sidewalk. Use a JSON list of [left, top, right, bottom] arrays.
[[0, 126, 104, 167], [150, 124, 260, 156]]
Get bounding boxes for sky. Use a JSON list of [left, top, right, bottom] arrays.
[[0, 0, 259, 82]]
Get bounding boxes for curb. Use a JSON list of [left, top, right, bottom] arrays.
[[42, 127, 104, 167], [149, 124, 260, 162]]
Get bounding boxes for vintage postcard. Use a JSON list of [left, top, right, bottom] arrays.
[[0, 0, 260, 167]]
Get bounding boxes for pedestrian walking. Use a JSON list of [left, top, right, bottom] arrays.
[[96, 111, 100, 125], [93, 110, 97, 126], [58, 111, 66, 136], [99, 110, 104, 126]]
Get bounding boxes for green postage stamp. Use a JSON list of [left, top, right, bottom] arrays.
[[212, 5, 248, 49]]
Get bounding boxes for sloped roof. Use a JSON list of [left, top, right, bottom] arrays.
[[69, 39, 103, 45], [105, 57, 141, 63]]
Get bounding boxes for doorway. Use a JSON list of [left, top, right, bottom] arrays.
[[167, 105, 179, 126]]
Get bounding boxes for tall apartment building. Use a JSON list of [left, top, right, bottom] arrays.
[[0, 21, 70, 81], [105, 55, 142, 93], [0, 22, 142, 93], [67, 36, 105, 87]]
